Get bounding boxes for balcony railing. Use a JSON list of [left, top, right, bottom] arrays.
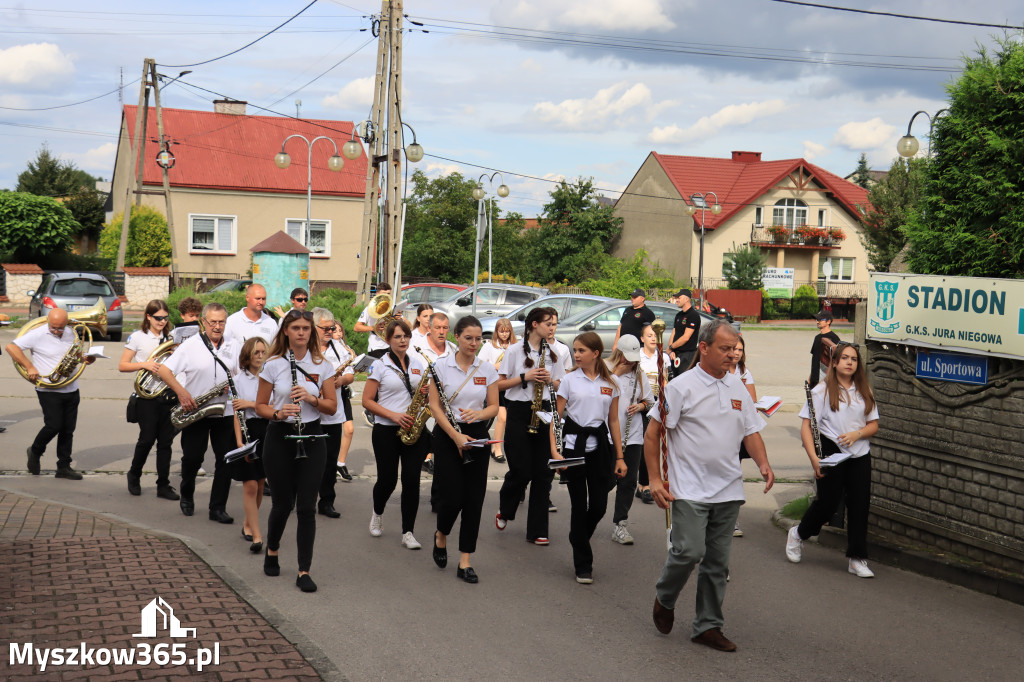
[[750, 224, 845, 249], [816, 281, 867, 299]]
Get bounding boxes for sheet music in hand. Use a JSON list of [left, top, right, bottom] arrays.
[[547, 457, 585, 469], [224, 440, 259, 463], [465, 439, 504, 448], [754, 395, 783, 417]]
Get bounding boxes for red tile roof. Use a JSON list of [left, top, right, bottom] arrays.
[[121, 106, 366, 198], [650, 151, 870, 231], [123, 266, 170, 276], [251, 231, 310, 254], [2, 263, 45, 274]]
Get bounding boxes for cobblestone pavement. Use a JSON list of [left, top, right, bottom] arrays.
[[0, 491, 323, 681]]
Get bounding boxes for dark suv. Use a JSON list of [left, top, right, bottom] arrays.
[[27, 272, 124, 341]]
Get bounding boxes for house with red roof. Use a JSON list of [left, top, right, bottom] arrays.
[[109, 101, 367, 287], [613, 151, 872, 307]]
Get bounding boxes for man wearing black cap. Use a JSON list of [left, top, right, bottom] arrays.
[[614, 288, 656, 350], [809, 310, 840, 388], [668, 289, 701, 377]]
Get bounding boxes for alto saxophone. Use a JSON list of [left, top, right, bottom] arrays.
[[527, 338, 549, 434], [170, 380, 230, 429], [398, 352, 433, 445]]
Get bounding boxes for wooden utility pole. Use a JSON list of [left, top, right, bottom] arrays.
[[151, 70, 179, 276], [383, 2, 404, 288]]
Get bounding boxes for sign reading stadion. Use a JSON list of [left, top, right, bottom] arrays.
[[867, 273, 1024, 360]]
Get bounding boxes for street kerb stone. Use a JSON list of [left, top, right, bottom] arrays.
[[0, 490, 332, 681]]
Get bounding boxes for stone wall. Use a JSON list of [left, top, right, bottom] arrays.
[[1, 264, 45, 305], [123, 267, 170, 310]]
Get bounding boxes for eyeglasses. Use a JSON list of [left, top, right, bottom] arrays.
[[318, 325, 336, 333], [150, 314, 169, 321], [293, 297, 308, 303], [204, 319, 227, 328]]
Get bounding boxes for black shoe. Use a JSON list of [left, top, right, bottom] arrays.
[[635, 488, 643, 500], [180, 497, 194, 516], [250, 541, 263, 554], [337, 464, 353, 481], [422, 459, 434, 474], [157, 485, 180, 501], [558, 473, 569, 485], [127, 473, 141, 496], [456, 566, 478, 584], [55, 467, 83, 480], [264, 551, 280, 577], [432, 532, 448, 569], [318, 504, 341, 519], [209, 508, 234, 524], [263, 482, 272, 497], [241, 528, 253, 542], [0, 426, 6, 433], [491, 452, 506, 463], [296, 574, 317, 592], [641, 489, 654, 505], [27, 447, 40, 475], [548, 499, 558, 512]]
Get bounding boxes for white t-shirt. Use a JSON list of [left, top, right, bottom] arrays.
[[366, 353, 427, 427], [224, 308, 279, 347], [233, 369, 262, 421], [639, 348, 671, 396], [260, 351, 330, 423], [477, 341, 510, 369], [124, 329, 166, 364], [161, 333, 239, 409], [432, 353, 499, 421], [13, 323, 80, 393], [614, 368, 655, 446], [358, 307, 390, 352], [320, 343, 351, 426], [799, 382, 879, 458], [550, 338, 574, 372], [651, 365, 763, 504], [499, 340, 567, 403], [557, 369, 619, 452]]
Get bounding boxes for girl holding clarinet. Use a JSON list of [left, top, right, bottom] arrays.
[[230, 336, 269, 553]]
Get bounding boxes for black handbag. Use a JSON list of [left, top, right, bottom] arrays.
[[126, 393, 140, 423]]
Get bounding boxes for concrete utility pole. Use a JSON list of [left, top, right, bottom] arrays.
[[151, 69, 179, 276]]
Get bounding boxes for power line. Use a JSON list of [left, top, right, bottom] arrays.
[[0, 80, 139, 111], [768, 0, 1022, 30], [158, 0, 320, 69], [264, 36, 376, 108]]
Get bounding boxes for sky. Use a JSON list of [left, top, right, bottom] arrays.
[[0, 0, 1020, 217]]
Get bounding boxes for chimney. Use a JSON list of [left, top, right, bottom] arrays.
[[213, 99, 247, 115], [731, 151, 761, 163]]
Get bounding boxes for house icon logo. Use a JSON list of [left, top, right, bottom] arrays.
[[132, 597, 197, 639]]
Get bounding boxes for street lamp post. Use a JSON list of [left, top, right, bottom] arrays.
[[471, 173, 510, 317], [275, 135, 344, 250], [684, 191, 721, 311], [897, 109, 949, 159]]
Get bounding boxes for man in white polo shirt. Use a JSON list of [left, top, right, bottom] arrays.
[[224, 283, 278, 346], [644, 318, 774, 653], [353, 281, 393, 359], [6, 308, 96, 479]]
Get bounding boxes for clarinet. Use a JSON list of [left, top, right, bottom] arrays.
[[418, 348, 461, 436], [804, 380, 824, 460], [623, 365, 642, 441], [548, 376, 563, 455], [288, 350, 309, 460]]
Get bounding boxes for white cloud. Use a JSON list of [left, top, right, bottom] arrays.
[[831, 117, 897, 151], [322, 76, 375, 110], [424, 161, 462, 177], [803, 140, 827, 160], [0, 43, 74, 88], [504, 0, 678, 32], [648, 99, 787, 144], [533, 82, 664, 132], [61, 143, 117, 174], [519, 58, 545, 73]]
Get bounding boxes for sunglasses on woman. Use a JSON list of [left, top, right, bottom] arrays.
[[150, 314, 169, 321]]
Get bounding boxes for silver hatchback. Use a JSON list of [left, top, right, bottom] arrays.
[[27, 272, 124, 341]]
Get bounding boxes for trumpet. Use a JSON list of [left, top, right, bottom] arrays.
[[134, 339, 176, 399], [13, 299, 107, 389], [366, 292, 396, 340]]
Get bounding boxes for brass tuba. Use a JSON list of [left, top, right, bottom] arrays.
[[13, 300, 108, 389], [134, 339, 177, 399], [366, 292, 395, 340]]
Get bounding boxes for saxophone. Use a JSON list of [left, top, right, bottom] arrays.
[[527, 338, 548, 434], [170, 380, 230, 429], [398, 352, 432, 445]]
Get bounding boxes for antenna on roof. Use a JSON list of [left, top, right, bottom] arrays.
[[295, 99, 302, 119], [119, 67, 123, 108]]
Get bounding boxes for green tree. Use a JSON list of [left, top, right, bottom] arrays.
[[859, 158, 925, 271], [851, 153, 872, 189], [489, 211, 534, 282], [16, 145, 97, 197], [64, 188, 107, 247], [792, 284, 819, 318], [98, 205, 171, 267], [401, 170, 481, 283], [722, 242, 765, 289], [578, 249, 674, 298], [905, 38, 1024, 278], [532, 178, 623, 283], [0, 192, 78, 260]]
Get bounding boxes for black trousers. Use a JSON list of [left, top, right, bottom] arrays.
[[434, 422, 490, 554], [371, 424, 428, 533], [318, 422, 343, 507], [499, 401, 555, 541], [263, 420, 326, 573], [129, 396, 177, 487], [612, 443, 644, 523], [565, 445, 615, 575], [797, 454, 871, 559], [637, 414, 652, 487], [32, 389, 80, 467], [179, 415, 234, 511]]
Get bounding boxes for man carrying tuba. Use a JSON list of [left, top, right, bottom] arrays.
[[353, 281, 394, 359], [6, 308, 95, 480]]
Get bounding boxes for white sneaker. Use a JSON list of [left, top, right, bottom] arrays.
[[401, 531, 421, 550], [848, 558, 874, 578], [611, 521, 634, 545], [197, 467, 207, 476], [733, 523, 744, 537], [785, 526, 802, 563], [369, 512, 383, 537]]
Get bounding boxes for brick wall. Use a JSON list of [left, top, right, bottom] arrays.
[[866, 341, 1024, 575]]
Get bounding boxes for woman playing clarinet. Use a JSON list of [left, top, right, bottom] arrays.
[[230, 337, 269, 553]]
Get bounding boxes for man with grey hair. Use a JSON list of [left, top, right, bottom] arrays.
[[644, 318, 774, 653]]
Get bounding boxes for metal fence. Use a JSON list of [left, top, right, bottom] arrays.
[[172, 272, 243, 293]]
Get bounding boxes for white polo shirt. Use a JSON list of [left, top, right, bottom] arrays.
[[124, 329, 166, 364], [799, 382, 878, 458], [499, 340, 567, 403], [614, 368, 654, 446], [260, 351, 330, 423], [477, 341, 509, 369], [432, 353, 499, 422], [233, 369, 262, 421], [161, 333, 239, 409], [410, 327, 431, 350], [13, 323, 80, 393], [415, 339, 455, 365], [224, 307, 279, 347], [358, 307, 390, 353], [651, 365, 763, 504], [320, 343, 352, 426], [557, 369, 619, 452], [366, 353, 427, 426], [550, 338, 574, 372]]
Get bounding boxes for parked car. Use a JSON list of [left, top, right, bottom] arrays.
[[553, 300, 740, 357], [27, 272, 124, 341], [432, 283, 549, 328], [206, 279, 252, 293], [477, 294, 616, 339], [394, 282, 468, 321]]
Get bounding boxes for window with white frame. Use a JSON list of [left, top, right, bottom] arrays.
[[285, 219, 330, 257], [754, 206, 763, 226], [772, 198, 807, 227], [818, 257, 855, 281], [189, 215, 236, 254]]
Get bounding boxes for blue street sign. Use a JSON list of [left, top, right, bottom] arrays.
[[915, 350, 988, 386]]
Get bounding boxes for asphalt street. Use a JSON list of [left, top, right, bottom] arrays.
[[2, 326, 1022, 680]]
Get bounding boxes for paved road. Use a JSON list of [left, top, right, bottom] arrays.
[[2, 326, 1023, 680]]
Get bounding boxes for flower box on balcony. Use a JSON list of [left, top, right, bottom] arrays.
[[767, 225, 789, 243], [828, 228, 846, 241], [795, 226, 828, 244]]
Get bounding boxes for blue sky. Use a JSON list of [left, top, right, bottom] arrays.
[[0, 0, 1018, 215]]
